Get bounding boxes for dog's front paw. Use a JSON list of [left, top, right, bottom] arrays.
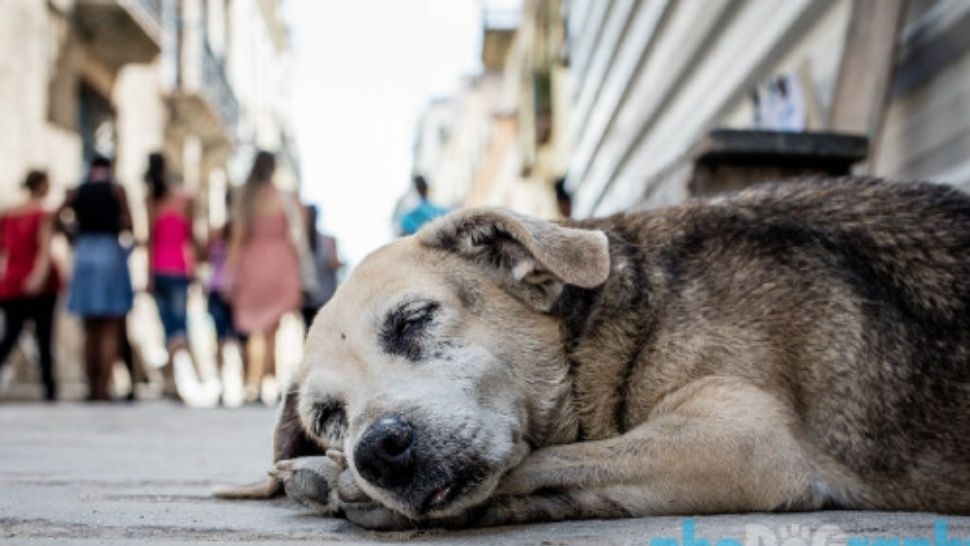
[[271, 453, 345, 514], [273, 453, 417, 530]]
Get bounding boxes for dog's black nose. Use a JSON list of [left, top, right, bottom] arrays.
[[354, 415, 416, 489]]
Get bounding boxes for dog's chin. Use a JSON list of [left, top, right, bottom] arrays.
[[425, 436, 534, 517], [365, 458, 499, 520]]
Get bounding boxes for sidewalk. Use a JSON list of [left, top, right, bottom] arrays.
[[1, 402, 967, 545]]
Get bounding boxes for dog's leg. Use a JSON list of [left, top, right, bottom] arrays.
[[465, 376, 827, 526]]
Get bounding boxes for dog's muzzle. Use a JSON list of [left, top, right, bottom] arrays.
[[353, 413, 484, 515]]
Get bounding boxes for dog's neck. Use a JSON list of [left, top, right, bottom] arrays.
[[549, 228, 663, 442], [522, 351, 581, 448]]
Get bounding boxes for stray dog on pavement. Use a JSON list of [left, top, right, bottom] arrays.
[[216, 177, 970, 529]]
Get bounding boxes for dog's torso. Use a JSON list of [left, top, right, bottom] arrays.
[[562, 178, 970, 511]]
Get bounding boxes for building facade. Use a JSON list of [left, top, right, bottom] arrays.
[[0, 0, 164, 208], [407, 0, 571, 223]]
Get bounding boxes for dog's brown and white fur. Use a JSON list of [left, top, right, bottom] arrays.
[[217, 178, 970, 529]]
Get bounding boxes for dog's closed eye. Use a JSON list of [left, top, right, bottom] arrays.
[[379, 301, 439, 361]]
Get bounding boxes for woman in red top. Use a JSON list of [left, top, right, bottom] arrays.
[[0, 171, 60, 400]]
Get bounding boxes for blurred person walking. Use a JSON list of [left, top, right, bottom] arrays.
[[399, 175, 448, 236], [300, 204, 340, 331], [206, 210, 245, 406], [62, 155, 134, 401], [0, 170, 61, 401], [144, 153, 200, 400], [228, 151, 302, 404]]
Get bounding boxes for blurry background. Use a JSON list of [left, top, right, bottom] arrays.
[[2, 0, 969, 399]]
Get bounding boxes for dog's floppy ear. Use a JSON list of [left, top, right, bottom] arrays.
[[417, 207, 610, 310], [213, 385, 324, 499]]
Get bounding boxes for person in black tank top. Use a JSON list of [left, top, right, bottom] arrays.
[[61, 155, 134, 401], [72, 182, 123, 235]]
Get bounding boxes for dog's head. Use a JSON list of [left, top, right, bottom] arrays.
[[290, 208, 610, 519]]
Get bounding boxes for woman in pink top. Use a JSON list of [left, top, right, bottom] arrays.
[[228, 151, 301, 404], [145, 153, 199, 397]]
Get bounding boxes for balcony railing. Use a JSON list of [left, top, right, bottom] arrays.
[[202, 40, 239, 130]]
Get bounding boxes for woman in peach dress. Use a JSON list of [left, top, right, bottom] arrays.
[[228, 151, 301, 404]]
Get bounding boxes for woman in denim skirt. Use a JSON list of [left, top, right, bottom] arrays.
[[62, 155, 134, 401]]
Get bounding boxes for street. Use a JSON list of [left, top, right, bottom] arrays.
[[1, 402, 969, 545]]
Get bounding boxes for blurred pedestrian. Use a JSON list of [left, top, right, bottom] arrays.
[[300, 204, 340, 331], [206, 209, 244, 405], [0, 170, 61, 401], [399, 175, 448, 236], [62, 155, 134, 401], [144, 152, 199, 400], [228, 151, 301, 404]]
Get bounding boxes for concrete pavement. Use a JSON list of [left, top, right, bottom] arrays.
[[1, 402, 968, 545]]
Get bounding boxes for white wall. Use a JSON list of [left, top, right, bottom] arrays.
[[567, 0, 840, 216]]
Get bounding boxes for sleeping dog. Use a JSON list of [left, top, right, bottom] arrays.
[[217, 178, 970, 529]]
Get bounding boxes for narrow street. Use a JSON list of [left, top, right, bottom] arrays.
[[2, 402, 969, 545]]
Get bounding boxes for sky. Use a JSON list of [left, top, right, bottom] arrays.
[[285, 0, 519, 266]]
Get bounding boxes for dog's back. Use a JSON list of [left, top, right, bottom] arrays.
[[573, 178, 970, 511]]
